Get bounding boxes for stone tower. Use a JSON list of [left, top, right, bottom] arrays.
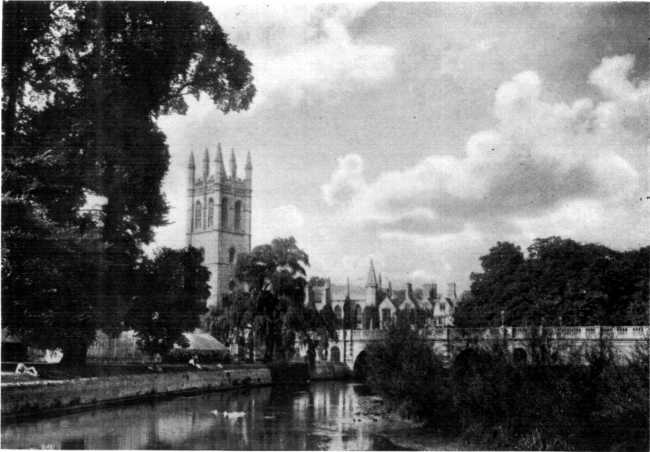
[[186, 144, 252, 307]]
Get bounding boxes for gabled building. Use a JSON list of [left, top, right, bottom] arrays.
[[305, 260, 459, 329]]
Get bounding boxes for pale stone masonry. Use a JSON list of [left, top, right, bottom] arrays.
[[186, 144, 252, 307]]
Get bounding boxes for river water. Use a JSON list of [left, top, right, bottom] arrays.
[[1, 381, 410, 450]]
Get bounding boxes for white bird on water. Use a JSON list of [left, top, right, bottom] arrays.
[[211, 410, 246, 419]]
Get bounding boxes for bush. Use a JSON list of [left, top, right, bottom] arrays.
[[365, 318, 454, 425], [365, 324, 649, 450]]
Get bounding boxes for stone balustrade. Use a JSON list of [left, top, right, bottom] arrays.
[[337, 326, 649, 342]]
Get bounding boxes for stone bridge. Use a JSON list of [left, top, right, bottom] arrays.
[[324, 326, 649, 373]]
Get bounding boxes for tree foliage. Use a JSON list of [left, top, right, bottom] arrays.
[[1, 2, 254, 362], [127, 247, 210, 356], [365, 321, 649, 450], [455, 237, 649, 327], [203, 237, 337, 364]]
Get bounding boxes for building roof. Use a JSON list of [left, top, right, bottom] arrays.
[[177, 331, 228, 351], [366, 260, 378, 288]]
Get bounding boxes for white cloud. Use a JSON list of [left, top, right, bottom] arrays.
[[206, 2, 395, 107], [254, 204, 305, 244], [321, 153, 367, 206], [323, 55, 647, 245]]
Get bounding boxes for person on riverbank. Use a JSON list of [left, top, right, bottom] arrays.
[[189, 354, 203, 370], [15, 362, 38, 377]]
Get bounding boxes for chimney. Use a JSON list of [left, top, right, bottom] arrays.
[[406, 282, 413, 298], [447, 282, 457, 299], [431, 283, 438, 299]]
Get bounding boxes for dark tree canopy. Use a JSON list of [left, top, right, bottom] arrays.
[[2, 2, 255, 362], [127, 247, 210, 356], [3, 1, 255, 243], [454, 237, 649, 327]]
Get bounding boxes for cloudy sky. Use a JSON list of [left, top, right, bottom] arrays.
[[154, 2, 649, 292]]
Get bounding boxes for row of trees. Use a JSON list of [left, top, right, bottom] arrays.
[[2, 2, 255, 364], [455, 237, 649, 327]]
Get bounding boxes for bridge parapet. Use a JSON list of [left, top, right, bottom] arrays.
[[346, 329, 386, 341]]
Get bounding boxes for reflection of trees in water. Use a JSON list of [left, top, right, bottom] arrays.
[[2, 383, 387, 450]]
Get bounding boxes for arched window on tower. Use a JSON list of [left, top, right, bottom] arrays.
[[229, 246, 236, 264], [207, 198, 214, 227], [194, 201, 202, 229], [221, 198, 228, 229], [234, 200, 242, 231]]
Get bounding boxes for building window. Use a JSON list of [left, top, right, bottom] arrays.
[[207, 198, 214, 227], [234, 200, 242, 231], [194, 201, 202, 229], [221, 198, 228, 229], [334, 305, 342, 320], [229, 246, 236, 264], [382, 308, 391, 324], [355, 305, 362, 329]]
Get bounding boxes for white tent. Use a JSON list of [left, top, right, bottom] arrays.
[[176, 330, 228, 351]]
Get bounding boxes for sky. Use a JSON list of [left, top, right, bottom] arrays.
[[153, 2, 650, 292]]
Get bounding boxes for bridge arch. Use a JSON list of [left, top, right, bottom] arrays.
[[353, 350, 369, 379]]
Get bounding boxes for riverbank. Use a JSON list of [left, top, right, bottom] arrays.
[[2, 365, 272, 421], [2, 361, 352, 421], [355, 390, 475, 451]]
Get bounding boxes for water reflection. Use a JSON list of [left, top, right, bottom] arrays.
[[2, 382, 402, 450]]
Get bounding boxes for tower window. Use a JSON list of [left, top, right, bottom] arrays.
[[221, 198, 228, 229], [234, 200, 242, 231], [207, 198, 214, 227], [194, 201, 202, 229], [229, 247, 236, 263]]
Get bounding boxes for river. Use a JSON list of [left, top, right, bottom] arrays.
[[1, 381, 414, 450]]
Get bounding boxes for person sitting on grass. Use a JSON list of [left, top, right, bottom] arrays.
[[15, 362, 38, 377], [189, 354, 203, 370]]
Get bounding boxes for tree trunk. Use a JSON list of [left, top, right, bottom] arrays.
[[60, 341, 88, 366], [306, 339, 316, 370]]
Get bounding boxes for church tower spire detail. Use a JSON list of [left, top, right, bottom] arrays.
[[230, 148, 237, 179], [245, 151, 252, 182], [216, 143, 226, 179], [202, 147, 209, 181]]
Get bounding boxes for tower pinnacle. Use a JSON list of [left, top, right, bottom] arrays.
[[216, 143, 225, 177], [366, 259, 378, 288], [202, 147, 209, 180], [230, 148, 237, 179]]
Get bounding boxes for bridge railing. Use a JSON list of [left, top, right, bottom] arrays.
[[333, 326, 649, 343]]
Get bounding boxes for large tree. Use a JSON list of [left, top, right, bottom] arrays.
[[127, 247, 210, 357], [2, 2, 255, 363], [454, 237, 649, 327], [205, 237, 338, 364]]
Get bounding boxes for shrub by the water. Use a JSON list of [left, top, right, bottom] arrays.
[[365, 322, 649, 450], [365, 318, 454, 425]]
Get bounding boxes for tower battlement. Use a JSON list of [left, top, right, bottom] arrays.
[[186, 144, 252, 307]]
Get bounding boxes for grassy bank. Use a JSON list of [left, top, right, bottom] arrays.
[[364, 322, 649, 451]]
